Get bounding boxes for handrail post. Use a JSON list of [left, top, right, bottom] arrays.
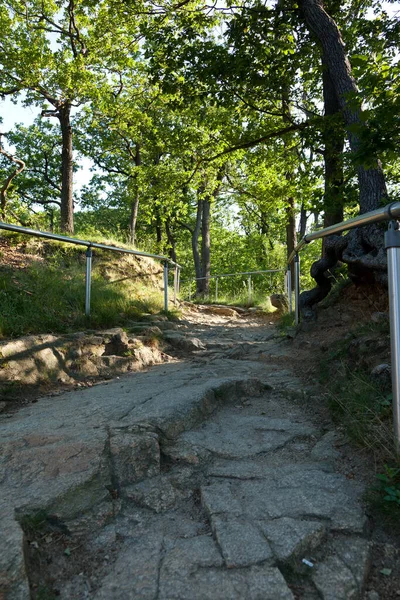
[[177, 267, 181, 294], [294, 253, 300, 325], [163, 261, 169, 311], [215, 277, 219, 303], [385, 221, 400, 453], [188, 279, 192, 302], [287, 266, 292, 313], [85, 246, 92, 317], [248, 275, 252, 304]]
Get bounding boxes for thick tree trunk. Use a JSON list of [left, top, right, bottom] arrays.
[[200, 197, 211, 296], [299, 0, 387, 214], [58, 104, 74, 234], [193, 199, 203, 294], [298, 0, 388, 304], [286, 197, 297, 278]]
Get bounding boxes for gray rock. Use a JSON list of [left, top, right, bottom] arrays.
[[211, 515, 273, 568], [270, 294, 289, 312], [159, 537, 293, 600], [93, 534, 163, 599], [258, 517, 326, 564], [163, 332, 206, 351], [312, 536, 370, 600], [109, 431, 160, 487], [124, 476, 178, 512], [201, 482, 242, 516], [180, 415, 316, 459], [311, 431, 340, 461]]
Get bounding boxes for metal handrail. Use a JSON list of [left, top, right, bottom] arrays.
[[182, 269, 285, 303], [285, 200, 400, 453], [0, 220, 181, 313], [182, 269, 284, 282]]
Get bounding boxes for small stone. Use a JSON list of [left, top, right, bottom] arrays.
[[109, 432, 160, 487]]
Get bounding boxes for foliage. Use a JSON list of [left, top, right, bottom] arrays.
[[375, 465, 400, 508]]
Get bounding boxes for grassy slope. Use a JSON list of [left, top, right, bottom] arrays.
[[0, 234, 167, 338]]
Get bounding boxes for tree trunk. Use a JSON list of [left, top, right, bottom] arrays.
[[286, 197, 297, 278], [298, 0, 388, 293], [200, 197, 211, 296], [299, 203, 307, 240], [299, 0, 387, 214], [129, 145, 141, 245], [129, 191, 139, 246], [58, 103, 74, 234], [165, 218, 177, 263], [193, 199, 203, 294]]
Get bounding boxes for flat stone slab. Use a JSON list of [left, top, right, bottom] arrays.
[[158, 536, 293, 600], [312, 536, 370, 600], [211, 516, 273, 568], [179, 415, 317, 458], [258, 517, 326, 564]]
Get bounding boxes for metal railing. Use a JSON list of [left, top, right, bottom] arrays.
[[286, 201, 400, 452], [183, 269, 285, 303], [0, 221, 182, 314]]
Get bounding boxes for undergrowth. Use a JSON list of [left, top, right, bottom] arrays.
[[0, 236, 168, 338], [318, 323, 400, 523]]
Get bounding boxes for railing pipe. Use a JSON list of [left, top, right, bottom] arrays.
[[294, 253, 300, 325], [163, 262, 169, 311], [0, 220, 181, 267], [85, 247, 92, 317], [385, 221, 400, 453], [287, 201, 400, 265]]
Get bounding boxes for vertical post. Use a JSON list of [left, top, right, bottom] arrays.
[[188, 279, 192, 302], [177, 267, 181, 294], [173, 265, 177, 304], [215, 277, 219, 303], [163, 261, 169, 312], [85, 246, 92, 317], [248, 275, 252, 304], [385, 221, 400, 453], [287, 266, 292, 313], [294, 253, 300, 325]]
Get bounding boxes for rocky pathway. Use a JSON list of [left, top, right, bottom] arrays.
[[1, 307, 370, 599]]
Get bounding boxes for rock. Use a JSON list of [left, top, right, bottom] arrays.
[[104, 331, 130, 355], [198, 305, 239, 317], [371, 363, 391, 380], [93, 534, 163, 599], [201, 482, 242, 516], [270, 294, 289, 312], [163, 332, 206, 352], [124, 476, 178, 512], [109, 432, 160, 487], [312, 536, 370, 600], [258, 517, 326, 565], [311, 431, 340, 461], [371, 312, 389, 323], [211, 515, 273, 568], [0, 400, 7, 413], [159, 537, 293, 600]]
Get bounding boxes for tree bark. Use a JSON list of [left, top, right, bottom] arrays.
[[129, 145, 141, 245], [193, 198, 203, 294], [299, 0, 387, 214], [0, 135, 25, 220], [165, 218, 177, 263], [200, 197, 211, 295], [58, 103, 74, 234]]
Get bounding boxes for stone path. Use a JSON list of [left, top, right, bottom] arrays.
[[0, 308, 370, 599]]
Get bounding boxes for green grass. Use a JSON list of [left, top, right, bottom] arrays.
[[0, 242, 166, 338]]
